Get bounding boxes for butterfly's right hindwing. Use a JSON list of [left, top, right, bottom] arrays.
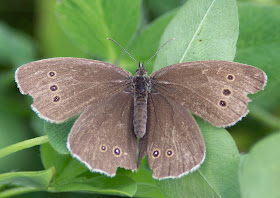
[[139, 93, 205, 179]]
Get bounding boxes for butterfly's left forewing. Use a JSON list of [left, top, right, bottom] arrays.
[[139, 93, 205, 179], [15, 57, 132, 123]]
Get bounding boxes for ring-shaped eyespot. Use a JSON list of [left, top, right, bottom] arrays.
[[219, 99, 227, 108], [53, 95, 61, 103], [227, 74, 235, 81], [48, 71, 56, 78], [113, 146, 122, 157], [152, 149, 160, 159], [165, 149, 174, 158], [100, 144, 107, 152], [50, 84, 58, 92]]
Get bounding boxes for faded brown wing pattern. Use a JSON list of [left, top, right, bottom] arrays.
[[68, 91, 138, 176], [139, 93, 205, 179], [15, 58, 132, 123], [151, 60, 267, 127]]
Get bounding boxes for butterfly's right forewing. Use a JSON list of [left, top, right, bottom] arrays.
[[150, 60, 267, 127]]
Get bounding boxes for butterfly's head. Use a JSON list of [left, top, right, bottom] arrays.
[[135, 63, 147, 76]]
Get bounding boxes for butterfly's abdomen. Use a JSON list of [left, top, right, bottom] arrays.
[[133, 75, 150, 138]]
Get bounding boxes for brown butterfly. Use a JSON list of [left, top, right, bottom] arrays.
[[15, 39, 267, 180]]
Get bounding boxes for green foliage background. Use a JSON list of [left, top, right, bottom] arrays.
[[0, 0, 280, 197]]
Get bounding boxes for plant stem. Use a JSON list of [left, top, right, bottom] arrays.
[[0, 186, 40, 198], [0, 135, 48, 159]]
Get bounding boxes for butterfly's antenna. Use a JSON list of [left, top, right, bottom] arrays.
[[145, 38, 175, 67], [106, 38, 137, 64]]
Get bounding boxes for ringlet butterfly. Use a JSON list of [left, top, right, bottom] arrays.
[[15, 38, 267, 180]]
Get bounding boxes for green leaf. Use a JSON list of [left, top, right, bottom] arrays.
[[0, 187, 41, 198], [154, 0, 239, 71], [0, 167, 55, 190], [37, 0, 87, 58], [134, 183, 164, 198], [0, 22, 36, 67], [236, 3, 280, 111], [144, 0, 183, 19], [155, 118, 240, 198], [41, 144, 139, 197], [238, 0, 280, 5], [40, 143, 88, 182], [44, 116, 78, 154], [51, 175, 137, 197], [119, 165, 165, 198], [239, 132, 280, 198], [56, 0, 141, 61], [120, 9, 177, 74]]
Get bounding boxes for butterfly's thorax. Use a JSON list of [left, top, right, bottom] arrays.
[[132, 65, 151, 138]]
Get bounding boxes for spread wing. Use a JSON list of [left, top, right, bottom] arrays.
[[68, 91, 138, 176], [15, 57, 132, 123], [151, 60, 267, 127], [139, 93, 205, 179]]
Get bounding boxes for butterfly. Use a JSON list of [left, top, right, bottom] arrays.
[[15, 39, 267, 180]]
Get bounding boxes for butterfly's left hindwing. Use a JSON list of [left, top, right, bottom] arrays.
[[68, 91, 138, 176]]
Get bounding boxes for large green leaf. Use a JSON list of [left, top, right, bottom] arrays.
[[37, 0, 87, 58], [119, 164, 165, 198], [153, 0, 239, 71], [120, 9, 177, 74], [144, 0, 183, 19], [0, 23, 36, 114], [155, 119, 240, 198], [44, 116, 78, 155], [236, 3, 280, 111], [0, 167, 55, 190], [56, 0, 141, 61], [51, 175, 137, 197], [41, 143, 137, 196], [239, 132, 280, 198], [40, 143, 88, 182], [0, 22, 35, 67]]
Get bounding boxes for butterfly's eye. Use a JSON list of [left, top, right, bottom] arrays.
[[113, 146, 122, 157], [53, 95, 61, 102], [152, 149, 160, 158], [50, 85, 58, 92], [165, 149, 174, 158], [100, 145, 107, 152], [48, 71, 56, 78], [219, 100, 227, 107], [222, 88, 231, 96], [227, 74, 235, 81]]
